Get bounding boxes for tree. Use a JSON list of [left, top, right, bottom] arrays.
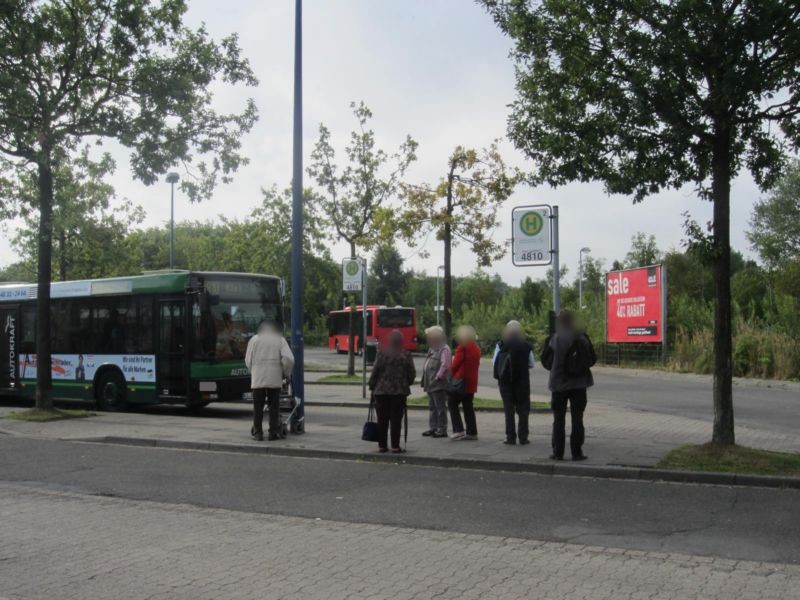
[[370, 242, 408, 306], [9, 148, 144, 281], [0, 1, 257, 410], [308, 101, 417, 374], [624, 233, 661, 269], [748, 161, 800, 269], [520, 276, 546, 313], [482, 0, 800, 446], [399, 144, 519, 339]]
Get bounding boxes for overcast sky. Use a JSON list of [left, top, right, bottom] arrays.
[[0, 0, 768, 284]]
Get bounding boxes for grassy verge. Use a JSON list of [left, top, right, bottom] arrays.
[[658, 444, 800, 477], [317, 374, 366, 383], [304, 362, 347, 373], [4, 408, 96, 422], [407, 396, 550, 411]]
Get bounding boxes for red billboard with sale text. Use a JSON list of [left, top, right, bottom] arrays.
[[605, 265, 666, 343]]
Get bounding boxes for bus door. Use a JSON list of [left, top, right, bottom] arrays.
[[0, 305, 19, 390], [157, 299, 188, 398]]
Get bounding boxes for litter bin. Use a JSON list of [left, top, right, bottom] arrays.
[[365, 340, 379, 365]]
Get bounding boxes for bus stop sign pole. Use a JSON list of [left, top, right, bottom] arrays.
[[362, 259, 367, 399], [290, 0, 304, 420]]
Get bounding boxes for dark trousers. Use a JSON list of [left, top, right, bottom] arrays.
[[253, 387, 280, 435], [499, 382, 530, 442], [448, 392, 477, 435], [551, 389, 588, 458], [375, 394, 406, 449]]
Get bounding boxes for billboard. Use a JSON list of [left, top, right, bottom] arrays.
[[605, 265, 666, 343]]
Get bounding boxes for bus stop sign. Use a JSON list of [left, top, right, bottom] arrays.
[[512, 205, 552, 266], [342, 258, 364, 292]]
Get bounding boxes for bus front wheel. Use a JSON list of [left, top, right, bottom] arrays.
[[96, 371, 128, 412]]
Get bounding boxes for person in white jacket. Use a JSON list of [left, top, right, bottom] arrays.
[[245, 321, 295, 441]]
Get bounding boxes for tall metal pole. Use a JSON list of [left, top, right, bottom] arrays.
[[552, 205, 561, 313], [290, 0, 305, 418], [579, 251, 584, 309], [362, 259, 367, 399], [166, 172, 179, 270], [169, 182, 174, 270]]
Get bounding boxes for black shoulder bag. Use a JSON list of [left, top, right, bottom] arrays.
[[361, 394, 380, 442]]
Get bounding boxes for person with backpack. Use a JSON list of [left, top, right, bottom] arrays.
[[493, 320, 534, 445], [540, 309, 596, 461]]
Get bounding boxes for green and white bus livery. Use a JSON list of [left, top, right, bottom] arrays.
[[0, 271, 284, 410]]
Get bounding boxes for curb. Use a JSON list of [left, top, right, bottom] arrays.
[[304, 401, 551, 414], [76, 435, 800, 491]]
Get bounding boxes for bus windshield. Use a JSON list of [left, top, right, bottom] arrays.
[[377, 308, 414, 329], [195, 277, 282, 361]]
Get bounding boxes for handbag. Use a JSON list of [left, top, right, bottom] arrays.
[[361, 395, 380, 442], [446, 377, 465, 395]]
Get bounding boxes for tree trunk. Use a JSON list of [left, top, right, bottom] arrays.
[[347, 243, 356, 376], [443, 167, 455, 343], [35, 159, 55, 411], [711, 131, 734, 446]]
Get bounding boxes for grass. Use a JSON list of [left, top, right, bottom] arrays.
[[304, 362, 347, 373], [658, 444, 800, 477], [317, 373, 366, 383], [407, 396, 550, 411], [4, 408, 96, 422]]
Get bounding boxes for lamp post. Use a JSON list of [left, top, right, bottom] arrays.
[[166, 172, 180, 269], [579, 246, 591, 309], [290, 0, 305, 419], [435, 265, 445, 326]]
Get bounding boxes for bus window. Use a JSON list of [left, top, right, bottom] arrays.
[[377, 308, 414, 328]]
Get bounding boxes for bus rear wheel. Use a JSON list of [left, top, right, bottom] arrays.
[[96, 371, 128, 412]]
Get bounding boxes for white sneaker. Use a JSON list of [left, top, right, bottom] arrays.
[[451, 432, 466, 440]]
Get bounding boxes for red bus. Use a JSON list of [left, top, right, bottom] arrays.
[[328, 306, 418, 353]]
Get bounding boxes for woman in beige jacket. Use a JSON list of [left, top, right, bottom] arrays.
[[245, 321, 294, 441]]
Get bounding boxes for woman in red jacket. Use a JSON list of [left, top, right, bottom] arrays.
[[448, 325, 481, 440]]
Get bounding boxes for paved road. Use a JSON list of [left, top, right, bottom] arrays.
[[1, 437, 798, 564], [306, 347, 800, 435]]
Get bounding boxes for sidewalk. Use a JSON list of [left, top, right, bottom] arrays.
[[2, 384, 799, 475]]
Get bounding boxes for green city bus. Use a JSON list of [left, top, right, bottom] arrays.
[[0, 271, 284, 410]]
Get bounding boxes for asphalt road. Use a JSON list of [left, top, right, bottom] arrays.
[[2, 436, 798, 564], [306, 347, 800, 435]]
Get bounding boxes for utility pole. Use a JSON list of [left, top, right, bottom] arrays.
[[166, 172, 179, 269], [290, 0, 305, 421], [579, 246, 591, 309]]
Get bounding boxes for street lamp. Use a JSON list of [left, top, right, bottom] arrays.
[[435, 265, 445, 326], [579, 247, 591, 309], [166, 172, 180, 270]]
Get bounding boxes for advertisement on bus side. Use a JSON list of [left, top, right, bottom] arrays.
[[19, 354, 156, 383]]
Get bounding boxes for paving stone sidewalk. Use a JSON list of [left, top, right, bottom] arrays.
[[1, 384, 800, 470], [0, 484, 798, 600]]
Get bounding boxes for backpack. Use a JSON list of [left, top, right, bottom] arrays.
[[566, 333, 597, 378], [540, 335, 554, 371], [494, 348, 514, 383]]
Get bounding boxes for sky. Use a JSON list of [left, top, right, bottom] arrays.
[[0, 0, 768, 284]]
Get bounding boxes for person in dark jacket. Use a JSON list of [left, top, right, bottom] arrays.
[[449, 325, 481, 440], [368, 330, 416, 453], [493, 320, 534, 445], [545, 310, 594, 461]]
